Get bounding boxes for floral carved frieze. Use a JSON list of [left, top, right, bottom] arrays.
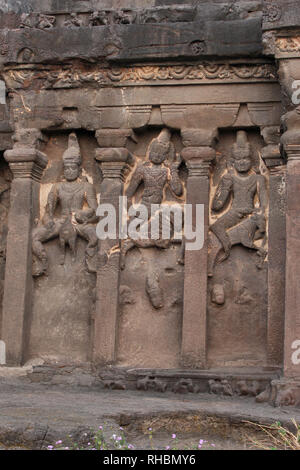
[[276, 36, 300, 53], [4, 63, 278, 90]]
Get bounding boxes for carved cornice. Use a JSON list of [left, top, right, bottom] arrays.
[[3, 63, 278, 91]]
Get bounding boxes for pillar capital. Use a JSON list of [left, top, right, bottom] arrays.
[[181, 147, 216, 176], [4, 128, 48, 181], [95, 130, 135, 181], [261, 125, 283, 169], [95, 148, 134, 181], [4, 147, 48, 181]]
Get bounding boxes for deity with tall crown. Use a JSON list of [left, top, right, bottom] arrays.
[[120, 128, 184, 269], [208, 130, 268, 276], [32, 132, 98, 277]]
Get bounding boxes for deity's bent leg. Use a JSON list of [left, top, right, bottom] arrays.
[[208, 232, 222, 277], [32, 222, 61, 276], [210, 209, 243, 261], [76, 223, 98, 257]]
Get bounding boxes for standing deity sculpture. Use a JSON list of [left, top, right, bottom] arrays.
[[32, 133, 98, 277], [208, 130, 268, 277]]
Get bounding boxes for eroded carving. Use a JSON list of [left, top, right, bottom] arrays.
[[17, 5, 196, 30], [114, 10, 137, 25], [140, 6, 195, 24], [255, 385, 271, 403], [271, 380, 300, 407], [146, 270, 164, 310], [20, 13, 56, 29], [173, 378, 198, 394], [64, 13, 84, 28], [190, 40, 206, 56], [32, 132, 98, 277], [89, 11, 110, 26], [235, 380, 261, 397], [211, 284, 225, 305], [208, 131, 268, 276], [275, 388, 300, 407], [119, 285, 135, 305], [0, 33, 8, 56], [102, 373, 127, 390], [263, 2, 282, 23], [209, 378, 264, 398], [208, 379, 233, 396], [136, 375, 167, 392], [17, 48, 35, 63]]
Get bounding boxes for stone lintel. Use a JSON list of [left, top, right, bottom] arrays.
[[181, 128, 218, 148], [95, 129, 137, 148]]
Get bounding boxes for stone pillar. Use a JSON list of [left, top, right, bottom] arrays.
[[180, 128, 217, 369], [1, 129, 47, 365], [261, 126, 286, 369], [268, 51, 300, 404], [269, 132, 300, 405], [93, 129, 134, 365], [282, 142, 300, 379]]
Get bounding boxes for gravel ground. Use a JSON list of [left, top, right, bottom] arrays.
[[0, 374, 299, 450]]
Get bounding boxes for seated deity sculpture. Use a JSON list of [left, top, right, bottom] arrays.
[[32, 132, 98, 277], [208, 130, 267, 277]]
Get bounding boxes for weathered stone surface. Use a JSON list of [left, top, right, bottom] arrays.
[[0, 374, 299, 450], [1, 17, 262, 65], [0, 0, 300, 416]]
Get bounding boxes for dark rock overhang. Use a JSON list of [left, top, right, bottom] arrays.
[[0, 1, 299, 66]]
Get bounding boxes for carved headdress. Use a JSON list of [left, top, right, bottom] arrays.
[[148, 128, 175, 161], [63, 132, 81, 166], [231, 130, 252, 160]]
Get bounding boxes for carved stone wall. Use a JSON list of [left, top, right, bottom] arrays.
[[29, 131, 100, 363], [0, 0, 299, 407], [208, 130, 268, 367], [117, 129, 185, 368]]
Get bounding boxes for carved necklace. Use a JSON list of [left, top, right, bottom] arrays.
[[60, 182, 83, 194]]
